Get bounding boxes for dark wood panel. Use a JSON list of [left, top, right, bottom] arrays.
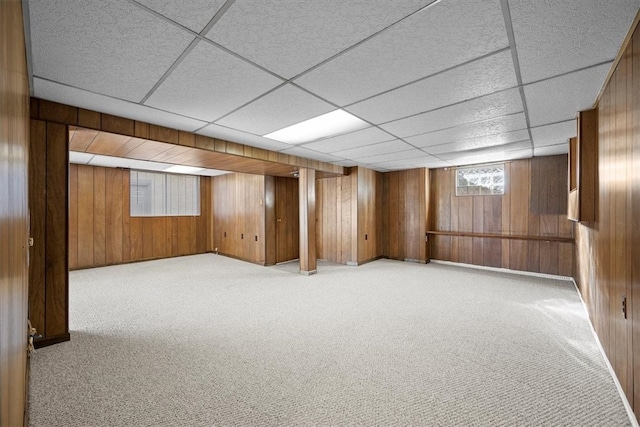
[[429, 157, 573, 276], [574, 20, 639, 416], [69, 165, 212, 269], [44, 123, 68, 337], [29, 120, 47, 335], [76, 165, 95, 268], [105, 168, 123, 265], [211, 172, 268, 264], [93, 166, 106, 266]]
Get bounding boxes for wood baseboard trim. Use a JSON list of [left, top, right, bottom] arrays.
[[34, 333, 70, 349]]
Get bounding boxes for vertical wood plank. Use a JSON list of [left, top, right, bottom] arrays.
[[45, 122, 68, 337], [77, 165, 95, 267], [93, 167, 106, 266], [105, 168, 123, 265], [299, 168, 317, 273]]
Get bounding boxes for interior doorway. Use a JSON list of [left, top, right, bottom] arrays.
[[274, 177, 299, 264]]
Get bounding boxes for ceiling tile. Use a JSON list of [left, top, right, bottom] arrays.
[[295, 0, 508, 105], [531, 121, 576, 148], [438, 140, 531, 160], [34, 78, 207, 132], [534, 144, 568, 157], [524, 63, 610, 127], [206, 0, 436, 78], [332, 139, 414, 159], [300, 127, 395, 153], [356, 148, 426, 164], [346, 49, 517, 124], [411, 158, 452, 169], [29, 0, 195, 102], [279, 147, 345, 163], [405, 113, 527, 148], [214, 84, 335, 135], [381, 88, 523, 138], [446, 148, 532, 167], [134, 0, 227, 33], [423, 129, 530, 155], [509, 0, 639, 83], [196, 124, 292, 152], [69, 151, 94, 165], [89, 154, 137, 168], [145, 41, 283, 122], [368, 156, 440, 170]]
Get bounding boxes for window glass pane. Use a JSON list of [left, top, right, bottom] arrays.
[[130, 170, 200, 217], [455, 164, 505, 196]]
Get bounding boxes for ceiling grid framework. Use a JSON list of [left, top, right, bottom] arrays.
[[25, 0, 640, 172]]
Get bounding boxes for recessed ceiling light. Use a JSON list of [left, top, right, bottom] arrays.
[[263, 109, 369, 144], [164, 165, 204, 174]]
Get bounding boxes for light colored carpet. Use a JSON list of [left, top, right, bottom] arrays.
[[29, 254, 632, 426]]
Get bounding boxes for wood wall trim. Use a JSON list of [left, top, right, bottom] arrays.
[[427, 230, 574, 243], [32, 98, 344, 177]]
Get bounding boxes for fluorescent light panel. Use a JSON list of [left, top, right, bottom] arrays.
[[263, 109, 369, 144]]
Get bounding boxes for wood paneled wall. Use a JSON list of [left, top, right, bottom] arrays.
[[383, 168, 430, 262], [430, 156, 574, 276], [68, 164, 212, 269], [0, 1, 30, 424], [575, 23, 639, 416], [212, 173, 268, 264], [316, 173, 356, 264], [316, 167, 383, 265], [29, 119, 70, 348], [357, 167, 384, 264], [274, 177, 299, 263]]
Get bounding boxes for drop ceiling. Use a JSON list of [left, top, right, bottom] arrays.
[[24, 0, 639, 172]]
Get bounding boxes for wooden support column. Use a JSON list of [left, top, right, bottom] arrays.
[[299, 168, 317, 275]]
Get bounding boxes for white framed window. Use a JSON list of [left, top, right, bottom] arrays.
[[130, 170, 200, 216], [456, 164, 505, 196]]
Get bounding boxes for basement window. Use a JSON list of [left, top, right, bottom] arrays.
[[456, 164, 505, 196], [130, 170, 200, 216]]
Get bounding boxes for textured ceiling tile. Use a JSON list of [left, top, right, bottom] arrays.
[[405, 113, 527, 148], [357, 148, 428, 164], [437, 140, 531, 160], [346, 49, 517, 124], [295, 0, 508, 105], [381, 88, 523, 138], [524, 63, 610, 127], [531, 121, 576, 147], [279, 147, 345, 163], [29, 0, 195, 102], [411, 158, 452, 169], [34, 78, 207, 132], [214, 84, 335, 135], [534, 144, 568, 157], [509, 0, 639, 83], [206, 0, 435, 78], [446, 148, 532, 166], [69, 151, 94, 165], [301, 127, 395, 153], [423, 129, 530, 155], [196, 124, 292, 152], [332, 139, 414, 159], [145, 41, 283, 122], [135, 0, 227, 32], [368, 155, 439, 170]]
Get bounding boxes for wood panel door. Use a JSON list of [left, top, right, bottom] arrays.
[[275, 177, 299, 263]]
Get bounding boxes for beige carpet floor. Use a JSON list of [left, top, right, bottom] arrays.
[[28, 254, 633, 426]]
